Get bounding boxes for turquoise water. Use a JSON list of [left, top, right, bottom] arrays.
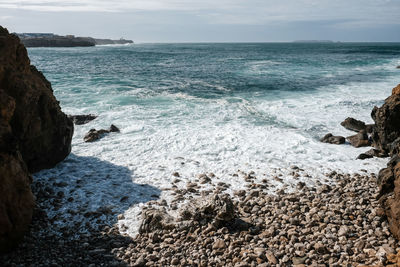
[[29, 43, 400, 234]]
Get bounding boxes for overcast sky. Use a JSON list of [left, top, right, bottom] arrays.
[[0, 0, 399, 42]]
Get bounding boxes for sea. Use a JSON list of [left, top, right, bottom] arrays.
[[28, 42, 400, 236]]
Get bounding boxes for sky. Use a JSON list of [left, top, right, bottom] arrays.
[[0, 0, 399, 42]]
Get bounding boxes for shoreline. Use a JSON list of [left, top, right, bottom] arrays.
[[1, 168, 399, 266]]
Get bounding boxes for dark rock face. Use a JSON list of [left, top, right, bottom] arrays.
[[371, 93, 400, 154], [373, 84, 400, 240], [357, 148, 387, 160], [340, 117, 367, 132], [68, 114, 97, 125], [84, 125, 120, 142], [346, 131, 370, 148], [320, 133, 345, 145], [0, 26, 73, 251]]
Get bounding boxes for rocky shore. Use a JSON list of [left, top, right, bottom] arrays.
[[2, 24, 400, 266], [2, 169, 400, 266]]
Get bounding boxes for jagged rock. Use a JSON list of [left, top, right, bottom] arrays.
[[68, 114, 97, 125], [346, 130, 370, 148], [138, 208, 175, 234], [320, 133, 345, 145], [179, 194, 235, 227], [371, 86, 400, 153], [0, 26, 72, 251], [357, 148, 387, 160], [83, 125, 120, 142], [393, 84, 400, 95], [340, 117, 367, 132]]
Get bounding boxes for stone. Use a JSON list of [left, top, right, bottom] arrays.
[[266, 251, 278, 264], [338, 225, 349, 237], [314, 243, 329, 254], [0, 26, 72, 251], [357, 148, 387, 160], [138, 208, 175, 233], [346, 131, 370, 148], [67, 114, 97, 125], [212, 239, 226, 250], [84, 125, 120, 142], [320, 133, 345, 145], [179, 194, 235, 227], [340, 117, 367, 132]]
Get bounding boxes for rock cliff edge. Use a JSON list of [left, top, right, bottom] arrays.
[[0, 26, 73, 251]]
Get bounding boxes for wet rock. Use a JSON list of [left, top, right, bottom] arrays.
[[346, 130, 370, 148], [320, 133, 345, 145], [67, 114, 97, 125], [341, 117, 367, 132], [357, 148, 387, 160], [84, 125, 120, 142]]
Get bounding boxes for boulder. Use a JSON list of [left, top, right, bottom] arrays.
[[0, 26, 72, 251], [357, 148, 387, 160], [346, 130, 370, 148], [320, 133, 345, 145], [83, 124, 120, 142], [138, 208, 175, 234], [68, 114, 97, 125], [340, 117, 367, 132], [179, 194, 235, 227]]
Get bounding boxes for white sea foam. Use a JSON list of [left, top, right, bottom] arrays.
[[31, 45, 400, 239], [35, 76, 398, 238]]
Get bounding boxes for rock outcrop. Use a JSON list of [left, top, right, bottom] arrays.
[[84, 125, 120, 142], [320, 133, 345, 144], [0, 26, 73, 251], [373, 84, 400, 240], [68, 114, 97, 125]]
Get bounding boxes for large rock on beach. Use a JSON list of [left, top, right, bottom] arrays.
[[0, 26, 73, 251], [179, 194, 235, 227]]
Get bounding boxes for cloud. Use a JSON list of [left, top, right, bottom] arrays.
[[0, 0, 399, 27], [0, 15, 13, 20]]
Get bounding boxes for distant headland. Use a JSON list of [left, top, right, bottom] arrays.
[[292, 40, 335, 43], [16, 33, 133, 47]]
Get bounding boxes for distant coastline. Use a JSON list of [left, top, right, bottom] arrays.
[[16, 33, 133, 47], [292, 40, 335, 43]]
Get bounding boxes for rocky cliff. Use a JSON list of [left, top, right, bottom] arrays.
[[0, 26, 73, 251], [372, 84, 400, 240]]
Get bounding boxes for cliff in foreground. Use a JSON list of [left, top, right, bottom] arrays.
[[0, 26, 73, 251]]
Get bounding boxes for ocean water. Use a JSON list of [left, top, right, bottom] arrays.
[[29, 43, 400, 235]]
